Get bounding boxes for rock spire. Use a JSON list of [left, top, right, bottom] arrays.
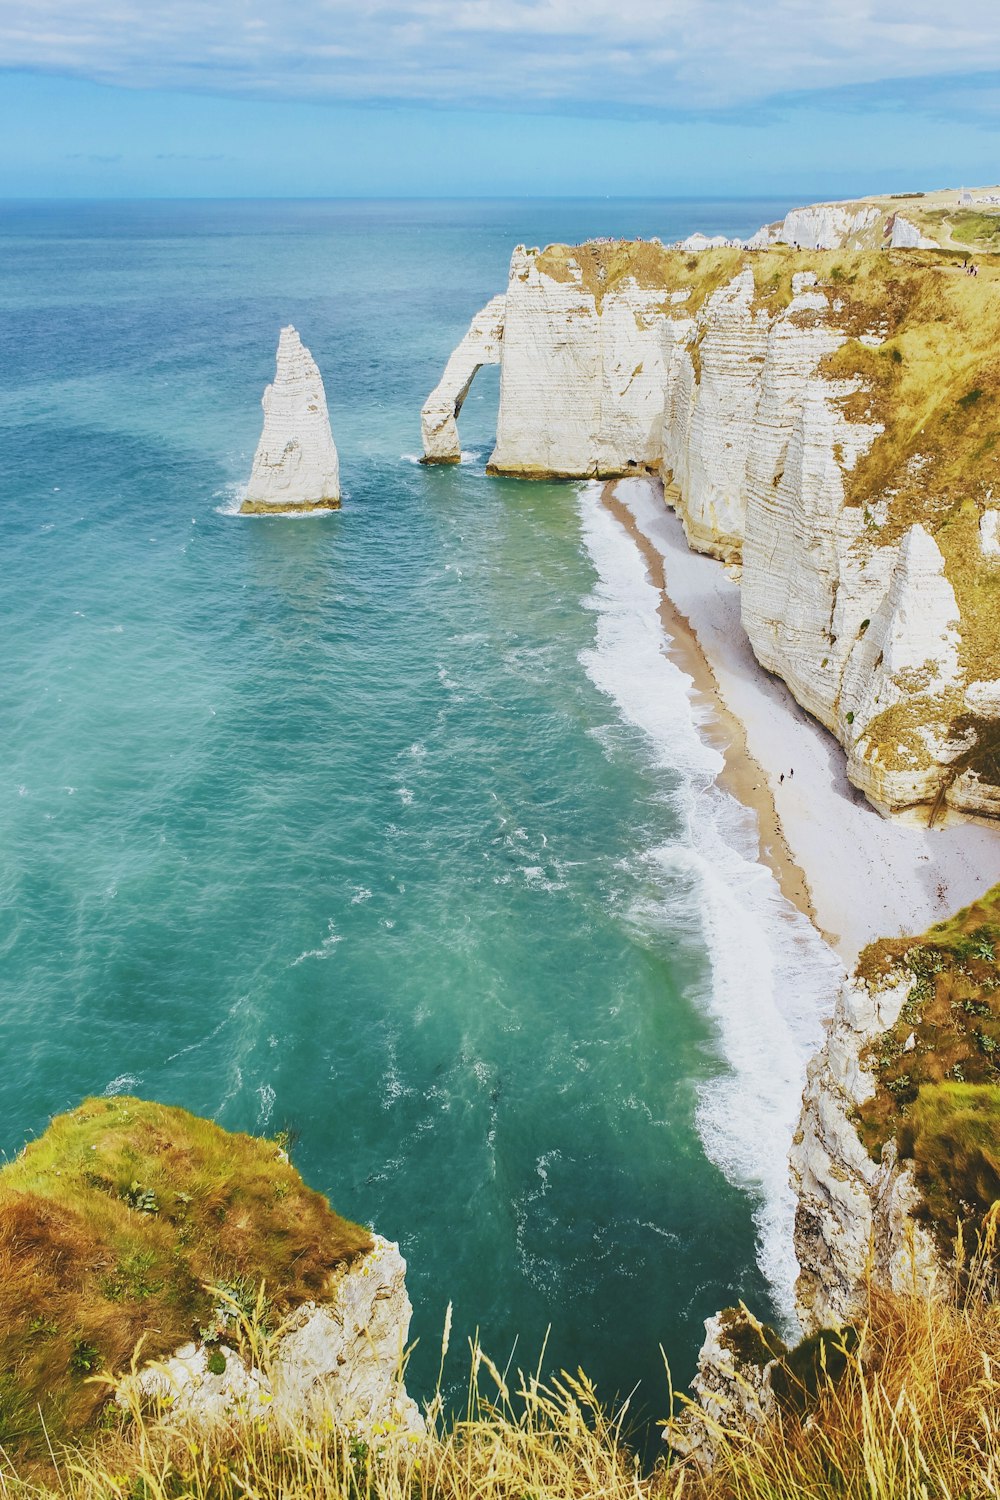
[[241, 326, 340, 514]]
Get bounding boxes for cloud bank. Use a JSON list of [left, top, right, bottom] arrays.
[[3, 0, 1000, 114]]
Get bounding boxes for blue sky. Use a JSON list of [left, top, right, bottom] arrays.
[[2, 1, 1000, 197]]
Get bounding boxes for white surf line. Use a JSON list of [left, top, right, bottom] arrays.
[[612, 476, 1000, 968], [577, 484, 839, 1329]]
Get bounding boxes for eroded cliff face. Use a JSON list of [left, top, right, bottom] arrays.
[[488, 243, 690, 478], [120, 1235, 423, 1437], [431, 238, 1000, 820], [790, 971, 943, 1331], [788, 881, 1000, 1332], [654, 262, 992, 820], [242, 325, 340, 514], [420, 295, 506, 463]]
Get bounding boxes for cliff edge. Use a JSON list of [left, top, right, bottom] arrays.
[[794, 884, 1000, 1329], [0, 1097, 418, 1458], [422, 233, 1000, 822]]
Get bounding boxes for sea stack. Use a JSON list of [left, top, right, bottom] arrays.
[[241, 326, 340, 514]]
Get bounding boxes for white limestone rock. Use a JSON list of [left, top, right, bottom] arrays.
[[489, 245, 688, 478], [665, 1309, 778, 1467], [242, 326, 340, 514], [270, 1236, 422, 1432], [791, 974, 944, 1331], [980, 508, 1000, 558], [740, 374, 881, 736], [889, 215, 938, 250], [679, 233, 738, 252], [661, 269, 770, 559], [119, 1236, 423, 1438], [779, 204, 882, 250], [420, 294, 506, 463], [839, 525, 963, 809]]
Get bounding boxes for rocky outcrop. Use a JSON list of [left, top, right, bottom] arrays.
[[656, 264, 980, 816], [746, 201, 938, 253], [435, 235, 1000, 818], [837, 526, 963, 809], [980, 509, 1000, 559], [659, 268, 764, 558], [680, 233, 740, 252], [421, 295, 505, 462], [666, 1308, 780, 1466], [790, 972, 943, 1331], [889, 215, 938, 250], [120, 1236, 423, 1437], [778, 203, 883, 250], [242, 326, 340, 514], [487, 244, 689, 478]]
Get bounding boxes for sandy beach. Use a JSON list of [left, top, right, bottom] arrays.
[[608, 475, 1000, 966]]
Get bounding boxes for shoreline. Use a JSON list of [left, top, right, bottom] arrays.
[[606, 476, 1000, 966], [601, 483, 827, 945]]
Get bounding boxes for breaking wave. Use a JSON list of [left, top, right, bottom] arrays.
[[576, 484, 841, 1326]]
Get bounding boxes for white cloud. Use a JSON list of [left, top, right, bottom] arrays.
[[2, 0, 1000, 113]]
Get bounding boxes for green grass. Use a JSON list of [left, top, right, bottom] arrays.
[[0, 1096, 372, 1458], [897, 1083, 1000, 1246], [855, 887, 1000, 1252], [946, 210, 1000, 250]]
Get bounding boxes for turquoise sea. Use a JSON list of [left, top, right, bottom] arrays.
[[0, 198, 832, 1427]]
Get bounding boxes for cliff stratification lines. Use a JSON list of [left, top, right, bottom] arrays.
[[242, 326, 341, 514], [424, 234, 1000, 824]]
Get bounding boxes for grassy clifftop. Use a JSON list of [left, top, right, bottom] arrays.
[[0, 1096, 372, 1453], [856, 886, 1000, 1255], [529, 238, 1000, 807]]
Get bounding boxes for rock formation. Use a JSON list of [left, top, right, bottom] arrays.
[[778, 203, 883, 250], [120, 1235, 423, 1437], [666, 1308, 782, 1466], [420, 294, 505, 462], [790, 969, 942, 1331], [424, 235, 1000, 820], [0, 1097, 419, 1457], [242, 326, 340, 514], [488, 244, 689, 478], [743, 186, 986, 253], [676, 884, 1000, 1462]]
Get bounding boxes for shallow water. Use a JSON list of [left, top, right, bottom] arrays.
[[1, 197, 823, 1423]]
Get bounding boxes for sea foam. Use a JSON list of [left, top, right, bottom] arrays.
[[577, 485, 841, 1327]]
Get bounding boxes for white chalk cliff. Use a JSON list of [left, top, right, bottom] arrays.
[[488, 246, 685, 478], [790, 973, 942, 1331], [746, 201, 940, 253], [242, 326, 340, 513], [421, 240, 1000, 820], [120, 1235, 422, 1437], [421, 295, 506, 463]]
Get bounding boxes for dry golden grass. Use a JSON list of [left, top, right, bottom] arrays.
[[0, 1098, 371, 1458], [6, 1259, 1000, 1500]]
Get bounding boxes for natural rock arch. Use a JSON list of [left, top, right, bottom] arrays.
[[420, 295, 506, 463]]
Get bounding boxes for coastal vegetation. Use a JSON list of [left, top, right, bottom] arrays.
[[0, 1098, 371, 1457], [2, 1272, 1000, 1500], [536, 235, 1000, 588], [855, 884, 1000, 1257]]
